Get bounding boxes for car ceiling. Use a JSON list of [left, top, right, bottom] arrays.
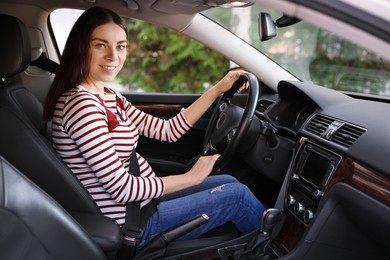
[[0, 0, 219, 13], [0, 0, 220, 33]]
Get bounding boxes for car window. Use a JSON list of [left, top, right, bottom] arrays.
[[203, 5, 390, 97], [50, 8, 230, 94], [50, 9, 83, 54]]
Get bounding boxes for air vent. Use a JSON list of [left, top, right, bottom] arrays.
[[306, 114, 366, 148], [332, 124, 366, 148], [256, 99, 274, 113], [306, 114, 333, 136]]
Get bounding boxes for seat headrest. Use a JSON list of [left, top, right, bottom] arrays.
[[0, 14, 31, 79]]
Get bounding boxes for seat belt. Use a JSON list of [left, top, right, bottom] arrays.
[[30, 52, 59, 74], [118, 150, 142, 259], [118, 149, 158, 259]]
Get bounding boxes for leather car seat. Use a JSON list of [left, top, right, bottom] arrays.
[[0, 13, 237, 259], [0, 155, 107, 260]]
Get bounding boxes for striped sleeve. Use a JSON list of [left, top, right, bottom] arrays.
[[119, 95, 192, 142], [61, 92, 164, 204]]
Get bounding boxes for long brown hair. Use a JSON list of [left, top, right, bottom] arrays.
[[43, 6, 128, 120]]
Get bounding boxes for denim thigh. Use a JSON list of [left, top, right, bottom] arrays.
[[137, 180, 265, 250], [159, 174, 239, 202]]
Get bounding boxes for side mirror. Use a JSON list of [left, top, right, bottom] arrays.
[[258, 12, 277, 41]]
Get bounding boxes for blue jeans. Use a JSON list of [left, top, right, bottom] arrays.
[[136, 174, 266, 250]]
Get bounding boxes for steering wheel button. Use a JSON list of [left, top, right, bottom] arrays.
[[227, 128, 237, 142], [264, 154, 273, 164], [219, 102, 227, 112]]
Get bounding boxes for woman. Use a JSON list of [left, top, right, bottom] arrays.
[[43, 6, 266, 250]]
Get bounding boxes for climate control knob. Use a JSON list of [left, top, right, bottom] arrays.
[[287, 195, 296, 207], [293, 202, 305, 214], [303, 210, 314, 223]]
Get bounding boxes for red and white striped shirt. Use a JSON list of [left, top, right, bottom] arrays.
[[52, 86, 192, 225]]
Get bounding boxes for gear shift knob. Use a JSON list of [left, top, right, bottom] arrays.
[[260, 208, 283, 236], [236, 208, 283, 259]]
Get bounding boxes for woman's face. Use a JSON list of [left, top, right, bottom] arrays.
[[85, 22, 127, 88]]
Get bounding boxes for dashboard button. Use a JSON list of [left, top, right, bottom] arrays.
[[314, 189, 324, 198]]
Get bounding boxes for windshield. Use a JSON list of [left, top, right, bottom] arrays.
[[202, 5, 390, 97]]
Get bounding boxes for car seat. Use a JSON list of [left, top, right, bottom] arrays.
[[0, 13, 237, 259], [0, 155, 107, 260]]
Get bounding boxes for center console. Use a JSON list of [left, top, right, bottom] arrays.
[[285, 141, 341, 225]]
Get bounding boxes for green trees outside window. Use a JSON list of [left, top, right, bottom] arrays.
[[117, 20, 229, 94]]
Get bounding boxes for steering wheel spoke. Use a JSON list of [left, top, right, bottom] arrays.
[[203, 141, 218, 155]]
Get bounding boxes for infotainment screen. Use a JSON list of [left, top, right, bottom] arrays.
[[299, 150, 331, 188]]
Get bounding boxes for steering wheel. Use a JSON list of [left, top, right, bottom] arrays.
[[203, 72, 259, 170]]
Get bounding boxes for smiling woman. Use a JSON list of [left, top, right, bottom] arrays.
[[43, 5, 266, 254]]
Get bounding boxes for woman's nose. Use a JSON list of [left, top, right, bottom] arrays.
[[105, 47, 118, 61]]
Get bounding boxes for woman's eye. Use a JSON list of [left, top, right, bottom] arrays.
[[96, 43, 105, 48], [117, 45, 127, 50]]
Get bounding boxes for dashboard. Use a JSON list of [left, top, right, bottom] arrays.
[[252, 80, 390, 259], [257, 80, 390, 176]]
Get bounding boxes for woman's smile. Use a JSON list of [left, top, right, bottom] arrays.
[[100, 65, 118, 72]]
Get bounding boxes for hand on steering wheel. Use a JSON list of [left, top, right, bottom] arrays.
[[203, 72, 260, 170]]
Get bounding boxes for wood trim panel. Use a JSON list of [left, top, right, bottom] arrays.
[[326, 157, 390, 206], [349, 162, 390, 205], [133, 103, 183, 117], [270, 214, 306, 255]]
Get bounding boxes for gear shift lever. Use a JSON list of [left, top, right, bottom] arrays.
[[239, 208, 283, 259], [260, 208, 283, 236]]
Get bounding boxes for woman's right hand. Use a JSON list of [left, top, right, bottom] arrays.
[[161, 154, 220, 195], [186, 154, 220, 185]]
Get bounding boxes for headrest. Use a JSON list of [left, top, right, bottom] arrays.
[[0, 14, 31, 79]]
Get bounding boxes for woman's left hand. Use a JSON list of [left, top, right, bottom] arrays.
[[182, 69, 249, 125], [214, 69, 249, 95]]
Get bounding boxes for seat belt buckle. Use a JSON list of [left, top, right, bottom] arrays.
[[121, 226, 142, 246], [118, 228, 139, 260]]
